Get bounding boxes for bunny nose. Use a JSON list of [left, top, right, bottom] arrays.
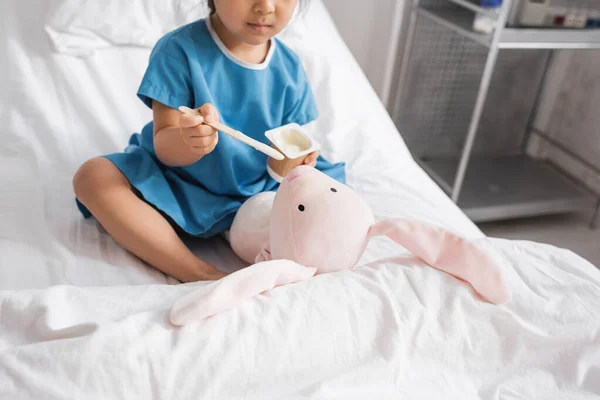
[[286, 165, 313, 182]]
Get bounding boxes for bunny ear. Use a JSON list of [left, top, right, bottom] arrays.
[[170, 260, 316, 326], [368, 219, 512, 305]]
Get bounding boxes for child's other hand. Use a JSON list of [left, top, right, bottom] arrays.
[[179, 103, 219, 156], [303, 151, 320, 167]]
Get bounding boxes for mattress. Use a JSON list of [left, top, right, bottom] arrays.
[[1, 0, 599, 398]]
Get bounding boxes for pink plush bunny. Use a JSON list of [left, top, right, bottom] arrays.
[[170, 166, 512, 325]]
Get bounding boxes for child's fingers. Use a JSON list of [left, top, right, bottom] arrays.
[[199, 103, 219, 123], [303, 151, 320, 166], [189, 134, 219, 155], [184, 131, 218, 148], [188, 124, 217, 138], [179, 113, 204, 128], [303, 158, 317, 167]]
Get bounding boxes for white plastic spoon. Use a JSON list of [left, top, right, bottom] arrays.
[[178, 106, 284, 161]]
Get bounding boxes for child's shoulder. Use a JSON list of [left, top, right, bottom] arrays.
[[272, 39, 306, 77], [151, 19, 210, 57], [273, 39, 302, 65]]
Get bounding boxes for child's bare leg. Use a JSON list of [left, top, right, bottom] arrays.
[[73, 157, 226, 282]]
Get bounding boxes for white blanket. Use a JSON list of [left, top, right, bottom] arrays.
[[2, 240, 600, 399], [1, 0, 600, 397]]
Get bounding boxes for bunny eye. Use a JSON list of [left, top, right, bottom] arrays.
[[330, 188, 337, 193], [298, 204, 305, 212]]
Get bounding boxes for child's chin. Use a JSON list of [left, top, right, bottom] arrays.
[[241, 27, 279, 44], [242, 35, 272, 46]]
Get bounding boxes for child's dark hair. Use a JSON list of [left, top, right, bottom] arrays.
[[207, 0, 310, 15]]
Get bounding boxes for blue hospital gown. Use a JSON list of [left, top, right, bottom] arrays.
[[77, 18, 346, 238]]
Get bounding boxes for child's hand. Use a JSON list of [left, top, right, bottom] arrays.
[[303, 151, 320, 167], [179, 104, 220, 156]]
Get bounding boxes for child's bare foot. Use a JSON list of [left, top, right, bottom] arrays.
[[205, 269, 228, 281], [195, 261, 228, 282]]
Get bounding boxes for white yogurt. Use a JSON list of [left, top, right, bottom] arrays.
[[272, 129, 312, 157]]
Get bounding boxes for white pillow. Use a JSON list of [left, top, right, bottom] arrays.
[[44, 0, 209, 57]]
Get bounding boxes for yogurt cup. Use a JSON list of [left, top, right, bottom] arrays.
[[265, 123, 321, 182]]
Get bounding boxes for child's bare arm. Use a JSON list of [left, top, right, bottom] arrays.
[[152, 100, 219, 167]]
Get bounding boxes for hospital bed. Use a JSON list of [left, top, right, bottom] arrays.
[[1, 1, 599, 398]]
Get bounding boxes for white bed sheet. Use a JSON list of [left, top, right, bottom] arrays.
[[1, 0, 600, 398]]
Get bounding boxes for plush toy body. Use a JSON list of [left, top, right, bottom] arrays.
[[171, 166, 512, 326]]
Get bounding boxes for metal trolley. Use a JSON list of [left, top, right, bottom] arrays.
[[392, 0, 600, 226]]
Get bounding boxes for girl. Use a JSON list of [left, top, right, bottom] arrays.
[[73, 0, 345, 283]]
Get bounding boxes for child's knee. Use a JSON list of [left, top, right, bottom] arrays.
[[73, 157, 128, 201]]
